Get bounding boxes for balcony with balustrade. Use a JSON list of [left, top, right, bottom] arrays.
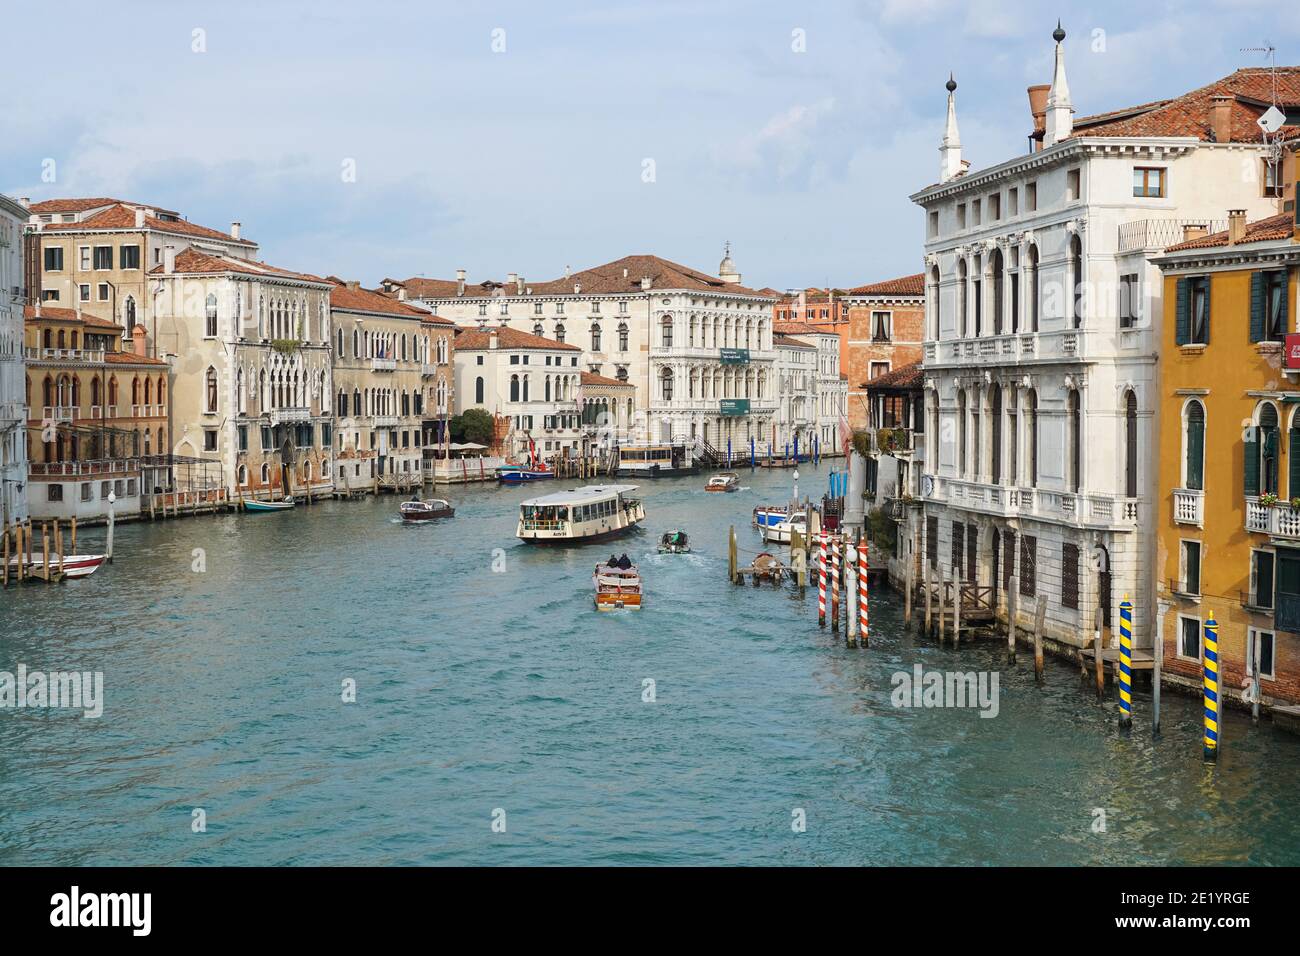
[[1173, 488, 1204, 527], [1245, 496, 1300, 541], [924, 327, 1094, 369], [24, 346, 106, 365], [926, 474, 1139, 529], [270, 406, 311, 425], [370, 357, 397, 371]]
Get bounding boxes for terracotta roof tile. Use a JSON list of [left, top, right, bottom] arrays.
[[863, 361, 923, 391], [24, 305, 122, 332], [1164, 213, 1296, 251], [774, 334, 815, 349], [28, 197, 134, 214], [44, 202, 254, 246], [580, 371, 632, 387], [847, 273, 925, 296], [773, 320, 829, 336], [149, 248, 328, 284], [328, 280, 432, 320], [452, 326, 580, 351], [103, 350, 168, 367]]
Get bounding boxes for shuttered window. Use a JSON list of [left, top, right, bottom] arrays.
[[1019, 535, 1036, 596], [1251, 270, 1288, 342], [1062, 543, 1080, 609], [1185, 401, 1205, 491], [1002, 529, 1016, 590], [951, 521, 965, 576], [926, 516, 938, 569], [966, 522, 977, 582]]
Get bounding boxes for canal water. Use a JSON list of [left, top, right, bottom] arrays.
[[2, 465, 1298, 866]]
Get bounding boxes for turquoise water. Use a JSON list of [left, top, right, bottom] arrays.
[[2, 465, 1298, 865]]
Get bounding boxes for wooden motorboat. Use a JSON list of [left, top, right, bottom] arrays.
[[6, 553, 106, 579], [658, 530, 691, 553], [760, 511, 807, 544], [245, 496, 295, 513], [704, 472, 739, 492], [593, 562, 643, 611], [399, 498, 455, 521]]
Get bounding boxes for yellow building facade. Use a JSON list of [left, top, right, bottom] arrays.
[[1156, 211, 1300, 709]]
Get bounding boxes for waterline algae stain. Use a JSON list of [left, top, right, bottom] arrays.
[[2, 468, 1299, 865]]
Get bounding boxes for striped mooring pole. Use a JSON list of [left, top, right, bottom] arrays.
[[830, 536, 841, 633], [1202, 614, 1220, 760], [1118, 596, 1133, 729], [817, 533, 828, 628], [858, 536, 869, 647]]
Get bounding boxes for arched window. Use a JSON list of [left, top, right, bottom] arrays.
[[590, 323, 601, 352], [1255, 402, 1280, 495], [534, 322, 544, 337], [618, 323, 629, 352], [661, 316, 673, 348], [990, 384, 1003, 483], [510, 374, 520, 403], [475, 376, 485, 404], [236, 367, 245, 414], [929, 266, 941, 340], [522, 376, 529, 402], [260, 462, 270, 485], [1067, 389, 1082, 492], [205, 293, 218, 337], [1027, 391, 1039, 485], [238, 465, 248, 487], [1125, 390, 1139, 497], [554, 323, 565, 344], [205, 366, 218, 413], [661, 367, 674, 401], [544, 376, 552, 402], [1069, 235, 1083, 329], [990, 249, 1004, 336]]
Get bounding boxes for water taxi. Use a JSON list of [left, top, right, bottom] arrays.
[[398, 498, 455, 521], [516, 484, 645, 543], [658, 530, 691, 553], [497, 463, 554, 483], [760, 510, 807, 545], [752, 504, 788, 529], [593, 562, 643, 610], [615, 441, 698, 478], [704, 472, 739, 493], [245, 497, 295, 513]]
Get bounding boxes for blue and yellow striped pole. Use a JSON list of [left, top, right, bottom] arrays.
[[1203, 614, 1219, 761], [1118, 596, 1133, 729]]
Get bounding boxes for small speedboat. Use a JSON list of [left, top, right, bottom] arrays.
[[704, 472, 739, 493], [497, 464, 555, 483], [752, 505, 788, 529], [593, 563, 643, 611], [761, 511, 807, 544], [658, 530, 691, 553], [245, 496, 295, 512], [6, 553, 106, 579], [399, 498, 455, 521]]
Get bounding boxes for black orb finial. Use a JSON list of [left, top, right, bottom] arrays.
[[1053, 20, 1066, 43], [946, 72, 957, 93]]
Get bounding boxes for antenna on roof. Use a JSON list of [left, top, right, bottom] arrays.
[[1242, 43, 1284, 198]]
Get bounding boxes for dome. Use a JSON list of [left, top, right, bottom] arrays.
[[718, 241, 736, 276]]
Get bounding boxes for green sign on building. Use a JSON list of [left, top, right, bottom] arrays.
[[720, 399, 750, 416], [720, 348, 750, 365]]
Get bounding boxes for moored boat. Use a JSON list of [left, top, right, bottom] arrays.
[[658, 530, 691, 553], [593, 562, 643, 610], [704, 472, 739, 492], [6, 553, 106, 579], [399, 498, 455, 521], [614, 440, 698, 478], [496, 464, 555, 483], [760, 510, 807, 544], [752, 505, 788, 529], [245, 497, 295, 512], [517, 484, 645, 543]]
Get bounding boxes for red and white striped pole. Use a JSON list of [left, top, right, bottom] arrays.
[[830, 535, 841, 633], [817, 533, 828, 628], [858, 534, 870, 647]]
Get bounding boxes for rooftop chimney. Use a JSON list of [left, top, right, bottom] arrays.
[[456, 268, 466, 296], [623, 267, 628, 279], [516, 275, 524, 294], [1228, 209, 1247, 243], [132, 324, 148, 357], [163, 244, 176, 275], [397, 288, 407, 301], [134, 208, 145, 228], [574, 282, 581, 294], [1182, 223, 1209, 242], [231, 221, 242, 240], [1027, 84, 1050, 150], [488, 329, 499, 349], [507, 272, 517, 286], [565, 265, 571, 280], [346, 279, 361, 290], [640, 276, 652, 291], [18, 197, 29, 207], [1210, 95, 1233, 143]]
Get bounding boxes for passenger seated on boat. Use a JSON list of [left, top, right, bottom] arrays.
[[607, 554, 620, 567], [617, 553, 632, 570]]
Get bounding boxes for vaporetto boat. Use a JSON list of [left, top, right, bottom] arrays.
[[516, 484, 645, 543]]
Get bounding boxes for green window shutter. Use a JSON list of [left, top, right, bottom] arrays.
[[1244, 427, 1260, 497], [1279, 269, 1290, 331], [1203, 276, 1211, 344], [1250, 271, 1266, 342], [1290, 428, 1300, 498], [1175, 277, 1190, 345], [1187, 419, 1205, 490]]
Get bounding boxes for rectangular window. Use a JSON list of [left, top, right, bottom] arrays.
[[80, 246, 91, 270], [1181, 540, 1201, 595], [951, 521, 965, 576], [1008, 187, 1019, 216], [1019, 535, 1036, 596], [1264, 270, 1287, 342], [93, 245, 112, 269], [261, 426, 272, 450], [80, 483, 92, 502], [956, 203, 966, 229], [971, 199, 981, 225], [871, 311, 891, 342], [1264, 159, 1281, 198], [928, 210, 939, 237], [238, 425, 248, 451], [97, 283, 109, 301], [47, 483, 63, 502], [79, 284, 90, 302], [120, 244, 140, 270], [869, 361, 890, 379], [1178, 276, 1211, 346], [1179, 615, 1201, 661], [44, 246, 64, 271], [1062, 543, 1080, 609], [989, 194, 1001, 221], [1252, 549, 1275, 610], [1249, 629, 1276, 680], [1066, 169, 1080, 202], [1026, 181, 1037, 211], [1133, 166, 1166, 198], [926, 515, 938, 569], [204, 429, 218, 451], [1119, 273, 1140, 329]]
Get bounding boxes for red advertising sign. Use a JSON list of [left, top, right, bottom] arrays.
[[1286, 333, 1300, 370]]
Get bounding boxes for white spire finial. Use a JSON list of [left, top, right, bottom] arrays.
[[940, 73, 963, 183], [1044, 21, 1074, 146]]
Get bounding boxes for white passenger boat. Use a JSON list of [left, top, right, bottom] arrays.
[[615, 441, 698, 478], [760, 511, 807, 545], [516, 484, 645, 543]]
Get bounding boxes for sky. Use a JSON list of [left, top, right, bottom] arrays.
[[4, 0, 1299, 291]]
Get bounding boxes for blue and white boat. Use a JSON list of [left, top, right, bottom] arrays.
[[752, 505, 788, 529], [497, 465, 555, 483]]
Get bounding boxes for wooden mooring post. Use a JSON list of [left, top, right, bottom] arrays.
[[938, 569, 947, 645], [728, 525, 738, 584], [1033, 596, 1046, 683], [903, 553, 913, 627], [952, 571, 962, 649], [1093, 605, 1105, 700], [924, 564, 934, 637], [1007, 575, 1019, 664]]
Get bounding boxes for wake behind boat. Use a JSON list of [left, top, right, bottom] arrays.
[[517, 484, 645, 543]]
